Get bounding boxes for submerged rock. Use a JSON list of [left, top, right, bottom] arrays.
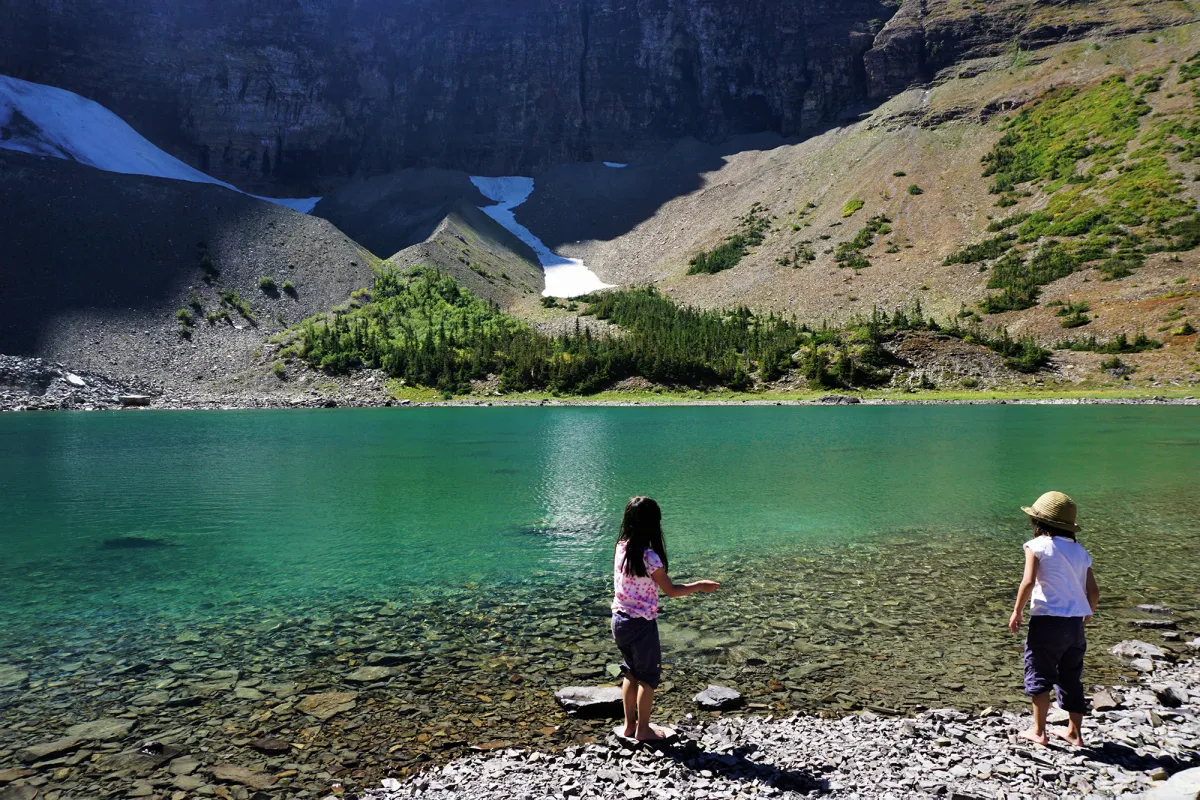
[[347, 666, 400, 683], [18, 736, 81, 763], [694, 684, 743, 710], [0, 665, 28, 689], [209, 764, 276, 790], [554, 686, 623, 718], [66, 717, 135, 742], [296, 691, 357, 720]]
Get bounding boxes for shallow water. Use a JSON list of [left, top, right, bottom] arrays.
[[1, 407, 1197, 767]]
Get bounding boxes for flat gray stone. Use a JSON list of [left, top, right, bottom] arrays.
[[295, 691, 357, 720], [0, 665, 28, 689], [1144, 767, 1200, 800], [554, 686, 624, 718], [18, 736, 82, 763], [209, 764, 276, 790], [1110, 640, 1167, 661], [1136, 604, 1174, 615], [1133, 619, 1178, 630], [66, 717, 135, 741], [694, 684, 743, 711], [1092, 689, 1122, 711], [346, 666, 399, 683]]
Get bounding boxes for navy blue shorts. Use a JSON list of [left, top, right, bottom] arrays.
[[1024, 615, 1087, 714], [612, 612, 661, 689]]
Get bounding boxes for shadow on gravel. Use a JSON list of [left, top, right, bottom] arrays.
[[1082, 741, 1200, 774], [653, 738, 831, 794]]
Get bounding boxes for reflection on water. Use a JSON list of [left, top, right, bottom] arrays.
[[533, 412, 615, 559]]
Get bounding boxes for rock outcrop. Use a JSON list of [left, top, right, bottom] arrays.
[[1, 0, 898, 192]]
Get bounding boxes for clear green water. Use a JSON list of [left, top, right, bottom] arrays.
[[1, 407, 1198, 739]]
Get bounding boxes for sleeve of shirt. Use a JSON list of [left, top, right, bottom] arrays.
[[644, 548, 664, 574], [1024, 538, 1047, 559]]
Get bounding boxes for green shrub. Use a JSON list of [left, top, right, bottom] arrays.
[[541, 296, 559, 308], [258, 276, 277, 293], [842, 199, 865, 218], [178, 326, 192, 340], [207, 310, 232, 326], [944, 233, 1017, 265], [187, 291, 204, 312], [893, 171, 907, 177], [176, 308, 194, 326], [1099, 355, 1128, 372], [688, 203, 771, 275], [1176, 320, 1197, 336], [219, 290, 254, 321], [282, 280, 298, 298], [1056, 332, 1162, 353], [835, 215, 891, 270], [198, 242, 220, 284], [271, 360, 287, 379], [907, 184, 923, 196]]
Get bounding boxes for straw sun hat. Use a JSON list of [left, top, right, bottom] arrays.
[[1022, 491, 1082, 534]]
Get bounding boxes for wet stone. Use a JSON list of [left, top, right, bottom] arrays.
[[209, 764, 276, 790], [694, 685, 743, 711], [66, 717, 135, 742], [250, 737, 290, 755], [0, 665, 28, 689], [18, 737, 81, 763], [1133, 619, 1179, 630], [1111, 640, 1167, 661], [295, 691, 357, 720], [554, 686, 623, 718], [346, 666, 399, 683]]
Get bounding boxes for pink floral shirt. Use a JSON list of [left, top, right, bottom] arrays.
[[612, 541, 665, 620]]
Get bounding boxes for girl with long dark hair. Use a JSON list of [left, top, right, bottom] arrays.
[[611, 496, 720, 741]]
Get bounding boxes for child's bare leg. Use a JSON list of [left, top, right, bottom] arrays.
[[1051, 711, 1085, 747], [634, 682, 666, 741], [1019, 693, 1051, 745], [621, 677, 638, 737]]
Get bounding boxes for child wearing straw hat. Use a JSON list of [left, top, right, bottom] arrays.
[[1008, 491, 1100, 747]]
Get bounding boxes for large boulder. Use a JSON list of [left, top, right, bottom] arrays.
[[694, 685, 743, 711], [1144, 767, 1200, 800], [554, 686, 623, 718], [1110, 640, 1167, 662]]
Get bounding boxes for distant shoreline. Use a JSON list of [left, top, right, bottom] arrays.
[[5, 393, 1200, 412]]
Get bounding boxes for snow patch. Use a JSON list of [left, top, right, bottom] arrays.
[[469, 175, 614, 298], [603, 162, 628, 168], [0, 74, 319, 213]]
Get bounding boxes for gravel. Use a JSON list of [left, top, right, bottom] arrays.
[[364, 658, 1200, 800]]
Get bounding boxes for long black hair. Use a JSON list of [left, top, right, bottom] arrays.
[[1031, 518, 1078, 542], [616, 496, 668, 577]]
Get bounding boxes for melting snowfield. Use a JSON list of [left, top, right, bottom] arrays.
[[469, 176, 614, 298], [0, 75, 319, 213]]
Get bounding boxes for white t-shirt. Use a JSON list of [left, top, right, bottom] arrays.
[[1025, 535, 1093, 618]]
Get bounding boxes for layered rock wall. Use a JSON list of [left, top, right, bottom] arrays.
[[0, 0, 897, 192]]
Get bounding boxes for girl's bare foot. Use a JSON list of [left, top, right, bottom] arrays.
[[1050, 727, 1084, 747], [1018, 728, 1049, 746], [634, 723, 670, 742], [621, 724, 636, 738]]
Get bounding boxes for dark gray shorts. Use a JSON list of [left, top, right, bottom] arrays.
[[612, 612, 661, 689], [1024, 615, 1087, 714]]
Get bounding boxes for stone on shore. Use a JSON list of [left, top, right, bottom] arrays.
[[1111, 640, 1167, 661], [1144, 767, 1200, 800], [1189, 638, 1200, 652], [1154, 684, 1189, 709], [1092, 688, 1123, 711], [0, 786, 38, 800], [66, 717, 135, 741], [296, 691, 357, 720], [250, 736, 291, 754], [554, 686, 623, 718], [694, 684, 743, 710]]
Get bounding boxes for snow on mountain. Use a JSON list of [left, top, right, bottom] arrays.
[[469, 176, 614, 298], [0, 74, 319, 213]]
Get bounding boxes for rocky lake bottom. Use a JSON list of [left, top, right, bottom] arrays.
[[1, 530, 1197, 800]]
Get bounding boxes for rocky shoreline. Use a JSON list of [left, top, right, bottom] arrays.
[[367, 650, 1200, 800]]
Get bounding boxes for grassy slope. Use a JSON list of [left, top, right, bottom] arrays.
[[545, 25, 1200, 391]]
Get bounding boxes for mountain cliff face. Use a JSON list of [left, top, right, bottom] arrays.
[[0, 0, 900, 193]]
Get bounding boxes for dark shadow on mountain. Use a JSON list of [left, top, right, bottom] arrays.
[[311, 168, 491, 259], [0, 150, 372, 359], [518, 129, 855, 252]]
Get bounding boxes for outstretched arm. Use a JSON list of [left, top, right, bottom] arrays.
[[651, 568, 720, 599], [1009, 547, 1038, 634]]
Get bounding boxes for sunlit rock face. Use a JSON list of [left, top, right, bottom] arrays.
[[0, 0, 898, 192]]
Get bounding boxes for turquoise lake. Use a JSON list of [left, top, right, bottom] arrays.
[[1, 406, 1198, 754]]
